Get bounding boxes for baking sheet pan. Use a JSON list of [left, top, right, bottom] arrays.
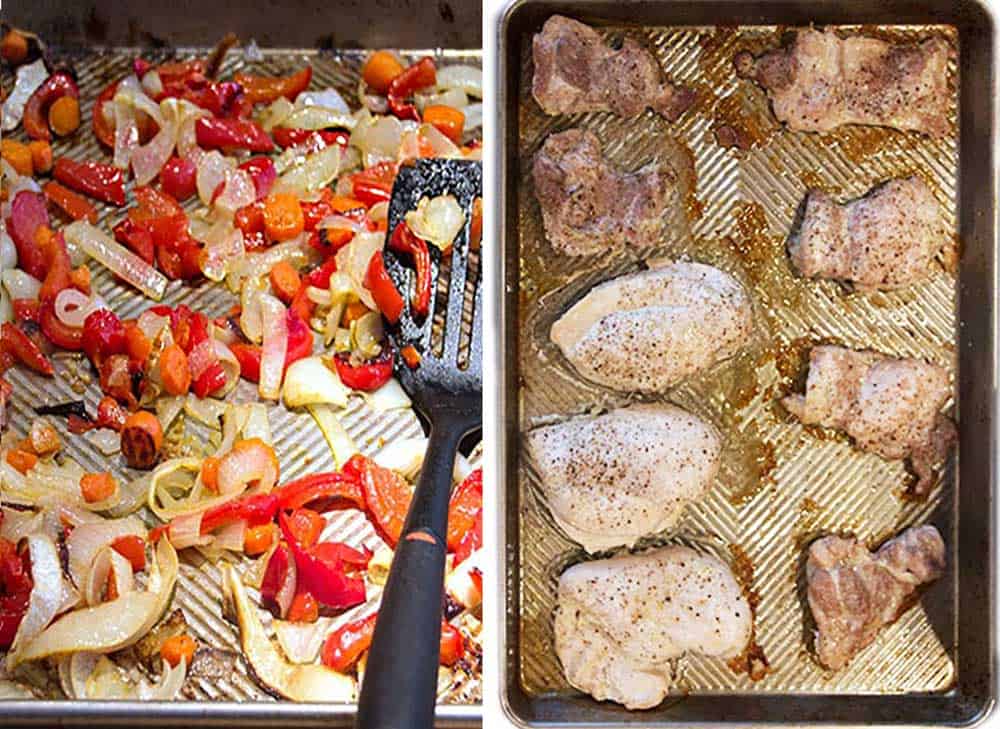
[[493, 0, 997, 725], [0, 1, 482, 725]]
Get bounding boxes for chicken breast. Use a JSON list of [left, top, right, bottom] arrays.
[[525, 404, 721, 553], [555, 546, 752, 709], [734, 28, 951, 136], [790, 177, 947, 291], [532, 128, 691, 256], [807, 525, 946, 670], [533, 15, 695, 120], [782, 345, 956, 494], [551, 261, 754, 392]]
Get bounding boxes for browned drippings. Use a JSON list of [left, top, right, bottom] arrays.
[[771, 335, 814, 390], [725, 425, 778, 506], [830, 126, 899, 166], [711, 90, 777, 152], [727, 202, 806, 312], [726, 544, 771, 681]]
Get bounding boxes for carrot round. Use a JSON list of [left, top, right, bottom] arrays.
[[28, 141, 52, 174], [423, 105, 465, 144], [159, 344, 191, 396], [262, 193, 304, 242], [269, 260, 301, 304], [80, 472, 117, 503], [362, 51, 405, 95], [161, 634, 197, 668], [1, 140, 33, 176], [48, 96, 81, 137]]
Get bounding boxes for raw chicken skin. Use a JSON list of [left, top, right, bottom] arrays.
[[782, 345, 955, 494], [555, 546, 752, 709], [551, 261, 754, 392], [735, 28, 951, 136], [807, 525, 946, 670], [532, 15, 695, 120], [525, 404, 721, 553], [532, 128, 689, 256], [790, 177, 947, 291]]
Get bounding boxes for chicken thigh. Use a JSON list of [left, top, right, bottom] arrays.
[[735, 28, 951, 136], [807, 525, 946, 670], [533, 15, 695, 120], [555, 546, 752, 709], [790, 177, 947, 291], [782, 345, 955, 494], [551, 261, 754, 392], [525, 404, 721, 553], [532, 128, 692, 256]]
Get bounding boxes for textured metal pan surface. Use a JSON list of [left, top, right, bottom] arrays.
[[495, 1, 996, 725], [1, 44, 482, 720]]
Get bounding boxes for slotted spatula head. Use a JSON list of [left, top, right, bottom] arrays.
[[381, 157, 483, 427], [356, 157, 482, 729]]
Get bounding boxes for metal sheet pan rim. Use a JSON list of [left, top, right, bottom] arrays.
[[490, 0, 1000, 726]]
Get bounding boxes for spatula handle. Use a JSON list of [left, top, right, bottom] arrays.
[[355, 421, 466, 729]]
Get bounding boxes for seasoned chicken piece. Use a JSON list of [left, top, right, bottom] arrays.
[[735, 28, 951, 136], [525, 404, 721, 553], [532, 128, 692, 256], [790, 177, 947, 291], [551, 261, 753, 392], [807, 525, 946, 670], [532, 15, 695, 120], [782, 346, 955, 494], [555, 546, 752, 709]]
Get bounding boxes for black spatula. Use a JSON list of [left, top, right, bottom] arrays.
[[356, 158, 482, 729]]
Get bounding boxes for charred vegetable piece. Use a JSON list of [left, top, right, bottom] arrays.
[[388, 221, 432, 317], [386, 57, 436, 121], [233, 66, 312, 105], [447, 468, 482, 555], [354, 454, 412, 547], [333, 347, 394, 393], [364, 251, 405, 325], [43, 181, 98, 223], [23, 72, 79, 141], [120, 411, 164, 469], [1, 323, 54, 375]]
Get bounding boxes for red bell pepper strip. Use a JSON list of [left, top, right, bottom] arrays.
[[350, 162, 398, 207], [452, 509, 482, 566], [43, 181, 98, 223], [192, 361, 227, 398], [357, 455, 413, 547], [82, 309, 127, 364], [274, 471, 365, 512], [38, 302, 83, 351], [439, 621, 465, 666], [321, 613, 377, 671], [23, 72, 80, 141], [388, 221, 432, 317], [284, 508, 326, 548], [197, 493, 279, 536], [260, 542, 296, 618], [333, 347, 394, 393], [53, 158, 126, 207], [446, 468, 482, 552], [160, 156, 198, 201], [272, 127, 349, 151], [278, 512, 366, 611], [92, 80, 119, 148], [227, 310, 313, 383], [289, 257, 338, 324], [0, 538, 33, 650], [234, 66, 312, 105], [195, 117, 274, 153], [364, 251, 405, 325], [239, 157, 277, 200], [229, 343, 263, 383], [1, 323, 54, 376], [6, 191, 50, 280], [386, 57, 436, 122], [37, 229, 73, 304], [234, 200, 267, 249], [12, 299, 40, 324], [113, 218, 155, 265]]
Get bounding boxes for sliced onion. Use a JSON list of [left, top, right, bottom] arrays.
[[83, 546, 134, 606], [198, 224, 244, 283], [83, 428, 121, 456], [196, 150, 236, 206], [211, 519, 246, 552], [282, 105, 355, 132], [317, 214, 367, 235], [415, 88, 467, 113], [0, 288, 10, 324], [404, 194, 466, 252], [106, 474, 150, 519], [115, 75, 164, 126], [272, 144, 343, 197], [418, 123, 462, 158], [64, 221, 168, 301], [362, 377, 412, 413], [350, 112, 403, 166], [184, 394, 227, 427], [282, 356, 350, 409], [2, 59, 48, 132], [0, 508, 43, 542], [2, 269, 41, 301], [215, 168, 256, 216], [187, 338, 216, 382], [112, 98, 140, 170], [258, 97, 294, 132], [259, 294, 288, 400], [226, 236, 318, 292], [54, 290, 107, 329], [13, 540, 178, 667], [296, 88, 350, 113], [213, 340, 241, 397], [1, 230, 18, 269], [66, 652, 101, 699], [273, 617, 334, 664], [137, 310, 171, 342], [141, 70, 164, 97], [335, 231, 381, 309], [436, 64, 483, 98], [367, 201, 388, 224], [167, 511, 211, 549], [462, 102, 482, 131], [7, 535, 63, 667], [137, 657, 187, 700], [1, 162, 41, 222], [239, 279, 267, 343], [131, 98, 185, 186], [66, 516, 146, 588], [306, 404, 358, 468], [176, 104, 209, 159]]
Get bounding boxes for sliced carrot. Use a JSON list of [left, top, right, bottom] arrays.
[[262, 193, 304, 242], [80, 471, 117, 503], [340, 301, 370, 328], [423, 105, 465, 145], [269, 260, 301, 304], [200, 455, 221, 493], [69, 265, 91, 294], [105, 569, 119, 601], [159, 344, 191, 396], [362, 51, 404, 95], [161, 634, 197, 668], [243, 523, 276, 556], [1, 30, 29, 65], [124, 322, 153, 363], [328, 195, 367, 213], [285, 508, 325, 548], [287, 591, 319, 623], [400, 345, 421, 369], [1, 140, 33, 176], [6, 449, 37, 475], [48, 96, 81, 137], [29, 420, 61, 456], [28, 141, 52, 174], [110, 534, 147, 571]]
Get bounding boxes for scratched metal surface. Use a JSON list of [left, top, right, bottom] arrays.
[[1, 47, 482, 707], [512, 23, 960, 700]]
